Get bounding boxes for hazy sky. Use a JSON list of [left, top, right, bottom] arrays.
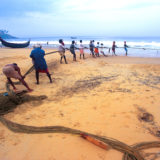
[[0, 0, 160, 37]]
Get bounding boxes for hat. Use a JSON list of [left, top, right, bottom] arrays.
[[34, 43, 42, 48]]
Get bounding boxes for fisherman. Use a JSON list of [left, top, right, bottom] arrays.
[[30, 44, 52, 84], [112, 41, 117, 56], [79, 40, 85, 59], [58, 39, 68, 64], [94, 42, 100, 57], [124, 41, 129, 56], [89, 40, 95, 57], [70, 40, 78, 61], [2, 63, 33, 92], [100, 43, 107, 56]]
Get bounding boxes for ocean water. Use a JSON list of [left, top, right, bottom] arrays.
[[1, 36, 160, 58]]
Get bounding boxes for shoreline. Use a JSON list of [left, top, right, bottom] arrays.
[[1, 47, 160, 59]]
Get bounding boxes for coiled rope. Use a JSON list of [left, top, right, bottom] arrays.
[[0, 116, 160, 160]]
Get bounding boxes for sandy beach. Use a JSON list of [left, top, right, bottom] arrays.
[[0, 48, 160, 160]]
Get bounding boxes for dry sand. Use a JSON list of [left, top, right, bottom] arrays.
[[0, 48, 160, 160]]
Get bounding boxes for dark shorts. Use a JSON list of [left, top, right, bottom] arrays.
[[70, 50, 75, 55]]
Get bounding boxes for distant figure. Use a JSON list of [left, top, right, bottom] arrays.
[[92, 40, 95, 49], [89, 41, 92, 55], [100, 43, 107, 56], [47, 41, 49, 45], [58, 39, 68, 64], [112, 41, 117, 56], [79, 40, 85, 59], [124, 41, 129, 56], [2, 63, 33, 92], [94, 42, 100, 57], [70, 41, 77, 61], [89, 40, 95, 57], [30, 44, 52, 84], [108, 48, 111, 54]]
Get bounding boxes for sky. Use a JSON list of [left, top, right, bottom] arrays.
[[0, 0, 160, 37]]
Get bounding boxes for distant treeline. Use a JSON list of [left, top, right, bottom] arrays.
[[0, 29, 17, 39]]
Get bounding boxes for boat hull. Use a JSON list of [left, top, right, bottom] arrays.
[[0, 37, 30, 48]]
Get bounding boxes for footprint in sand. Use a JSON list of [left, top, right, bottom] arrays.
[[81, 154, 87, 159], [9, 135, 21, 146], [111, 114, 116, 117], [48, 157, 56, 160], [124, 125, 130, 128], [125, 115, 131, 119], [62, 136, 66, 139], [95, 131, 103, 136], [98, 153, 106, 160], [25, 114, 34, 120], [73, 122, 80, 127], [98, 61, 108, 67], [48, 135, 53, 138], [93, 106, 97, 110], [0, 130, 5, 144], [59, 111, 64, 117]]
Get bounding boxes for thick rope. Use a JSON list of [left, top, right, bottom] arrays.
[[0, 116, 143, 160], [4, 83, 160, 160], [23, 66, 35, 77], [1, 116, 160, 160]]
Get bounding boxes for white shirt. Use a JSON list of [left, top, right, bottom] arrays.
[[99, 46, 104, 52], [79, 43, 84, 49], [58, 44, 65, 52]]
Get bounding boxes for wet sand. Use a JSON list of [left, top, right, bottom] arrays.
[[0, 48, 160, 160]]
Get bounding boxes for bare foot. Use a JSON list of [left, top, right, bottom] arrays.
[[13, 88, 18, 91], [28, 89, 33, 92]]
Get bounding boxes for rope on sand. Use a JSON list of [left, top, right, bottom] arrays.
[[3, 81, 160, 159], [0, 115, 160, 160], [3, 82, 160, 159]]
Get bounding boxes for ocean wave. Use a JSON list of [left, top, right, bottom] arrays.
[[2, 37, 160, 49]]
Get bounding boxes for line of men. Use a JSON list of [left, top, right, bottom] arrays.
[[59, 39, 129, 63], [2, 40, 128, 93]]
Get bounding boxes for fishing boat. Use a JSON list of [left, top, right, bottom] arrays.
[[70, 36, 77, 39], [0, 37, 30, 48]]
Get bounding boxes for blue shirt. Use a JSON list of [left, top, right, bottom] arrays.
[[30, 48, 47, 70]]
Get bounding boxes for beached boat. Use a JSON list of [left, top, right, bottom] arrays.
[[0, 37, 30, 48]]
